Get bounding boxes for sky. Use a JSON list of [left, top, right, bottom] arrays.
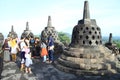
[[0, 0, 120, 38]]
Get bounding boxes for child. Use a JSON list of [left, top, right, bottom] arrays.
[[25, 48, 33, 73]]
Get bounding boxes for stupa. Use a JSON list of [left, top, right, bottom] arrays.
[[21, 22, 34, 38], [105, 33, 119, 55], [7, 25, 18, 38], [41, 16, 64, 54], [54, 1, 118, 76], [41, 16, 59, 42], [0, 33, 4, 46]]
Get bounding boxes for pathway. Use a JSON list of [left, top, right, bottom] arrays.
[[1, 54, 120, 80]]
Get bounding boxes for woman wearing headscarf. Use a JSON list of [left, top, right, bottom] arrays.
[[2, 39, 11, 62]]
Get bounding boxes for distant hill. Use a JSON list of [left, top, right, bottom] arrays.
[[102, 36, 120, 40], [102, 36, 120, 44]]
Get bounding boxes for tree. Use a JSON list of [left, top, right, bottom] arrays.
[[113, 40, 120, 48], [58, 32, 71, 46]]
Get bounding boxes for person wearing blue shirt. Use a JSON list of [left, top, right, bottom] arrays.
[[47, 34, 54, 63]]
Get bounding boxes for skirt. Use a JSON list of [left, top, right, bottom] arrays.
[[3, 50, 10, 61], [41, 48, 48, 57]]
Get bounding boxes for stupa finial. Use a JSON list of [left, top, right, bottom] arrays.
[[83, 0, 90, 24], [11, 25, 14, 32], [47, 16, 52, 27], [26, 21, 29, 30]]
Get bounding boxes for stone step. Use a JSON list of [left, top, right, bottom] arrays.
[[57, 57, 112, 70], [61, 54, 104, 64], [54, 61, 113, 76], [64, 50, 106, 59]]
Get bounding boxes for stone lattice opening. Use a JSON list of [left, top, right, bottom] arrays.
[[95, 31, 97, 34], [99, 32, 101, 34], [77, 30, 79, 34], [86, 36, 89, 39], [92, 35, 95, 40], [80, 27, 83, 30], [89, 31, 92, 34], [97, 27, 100, 31], [77, 40, 79, 43], [86, 27, 89, 30], [74, 35, 76, 39], [95, 41, 98, 45], [80, 35, 82, 39], [89, 41, 92, 45], [92, 27, 95, 30], [97, 36, 100, 39], [83, 41, 85, 44], [83, 30, 86, 33], [100, 40, 102, 44]]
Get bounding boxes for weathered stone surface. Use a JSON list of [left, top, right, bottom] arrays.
[[1, 53, 120, 80], [7, 25, 18, 39], [70, 1, 102, 48], [40, 16, 64, 54], [105, 33, 120, 55], [54, 0, 119, 76], [0, 33, 3, 79], [21, 22, 34, 38], [41, 16, 59, 42], [0, 57, 3, 79], [0, 33, 4, 45]]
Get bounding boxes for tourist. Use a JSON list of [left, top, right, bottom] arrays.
[[40, 40, 48, 62], [24, 45, 32, 73], [19, 36, 26, 71], [34, 37, 41, 58], [29, 37, 35, 58], [47, 34, 54, 63], [9, 38, 20, 62], [25, 37, 30, 47], [2, 38, 11, 62]]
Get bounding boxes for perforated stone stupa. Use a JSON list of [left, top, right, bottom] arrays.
[[21, 22, 34, 38], [0, 33, 4, 45], [41, 16, 59, 42], [54, 1, 118, 76], [7, 25, 18, 38], [41, 16, 64, 54]]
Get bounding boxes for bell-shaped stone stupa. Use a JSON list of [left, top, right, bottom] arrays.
[[7, 25, 18, 39], [0, 33, 4, 45], [21, 22, 34, 38], [41, 16, 64, 54], [54, 1, 118, 76], [41, 16, 59, 42]]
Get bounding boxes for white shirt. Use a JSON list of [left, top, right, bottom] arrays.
[[20, 41, 26, 51]]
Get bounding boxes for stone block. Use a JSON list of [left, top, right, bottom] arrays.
[[84, 59, 91, 64], [85, 64, 91, 70], [79, 63, 85, 69], [91, 59, 97, 63]]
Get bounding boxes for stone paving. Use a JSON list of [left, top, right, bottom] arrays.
[[1, 61, 37, 80], [1, 55, 120, 80], [1, 55, 78, 80]]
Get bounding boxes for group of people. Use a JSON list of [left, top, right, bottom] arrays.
[[2, 37, 20, 62], [2, 34, 54, 74]]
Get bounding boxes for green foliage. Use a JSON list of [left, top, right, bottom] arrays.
[[34, 35, 40, 38], [58, 32, 71, 46], [113, 40, 120, 48]]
